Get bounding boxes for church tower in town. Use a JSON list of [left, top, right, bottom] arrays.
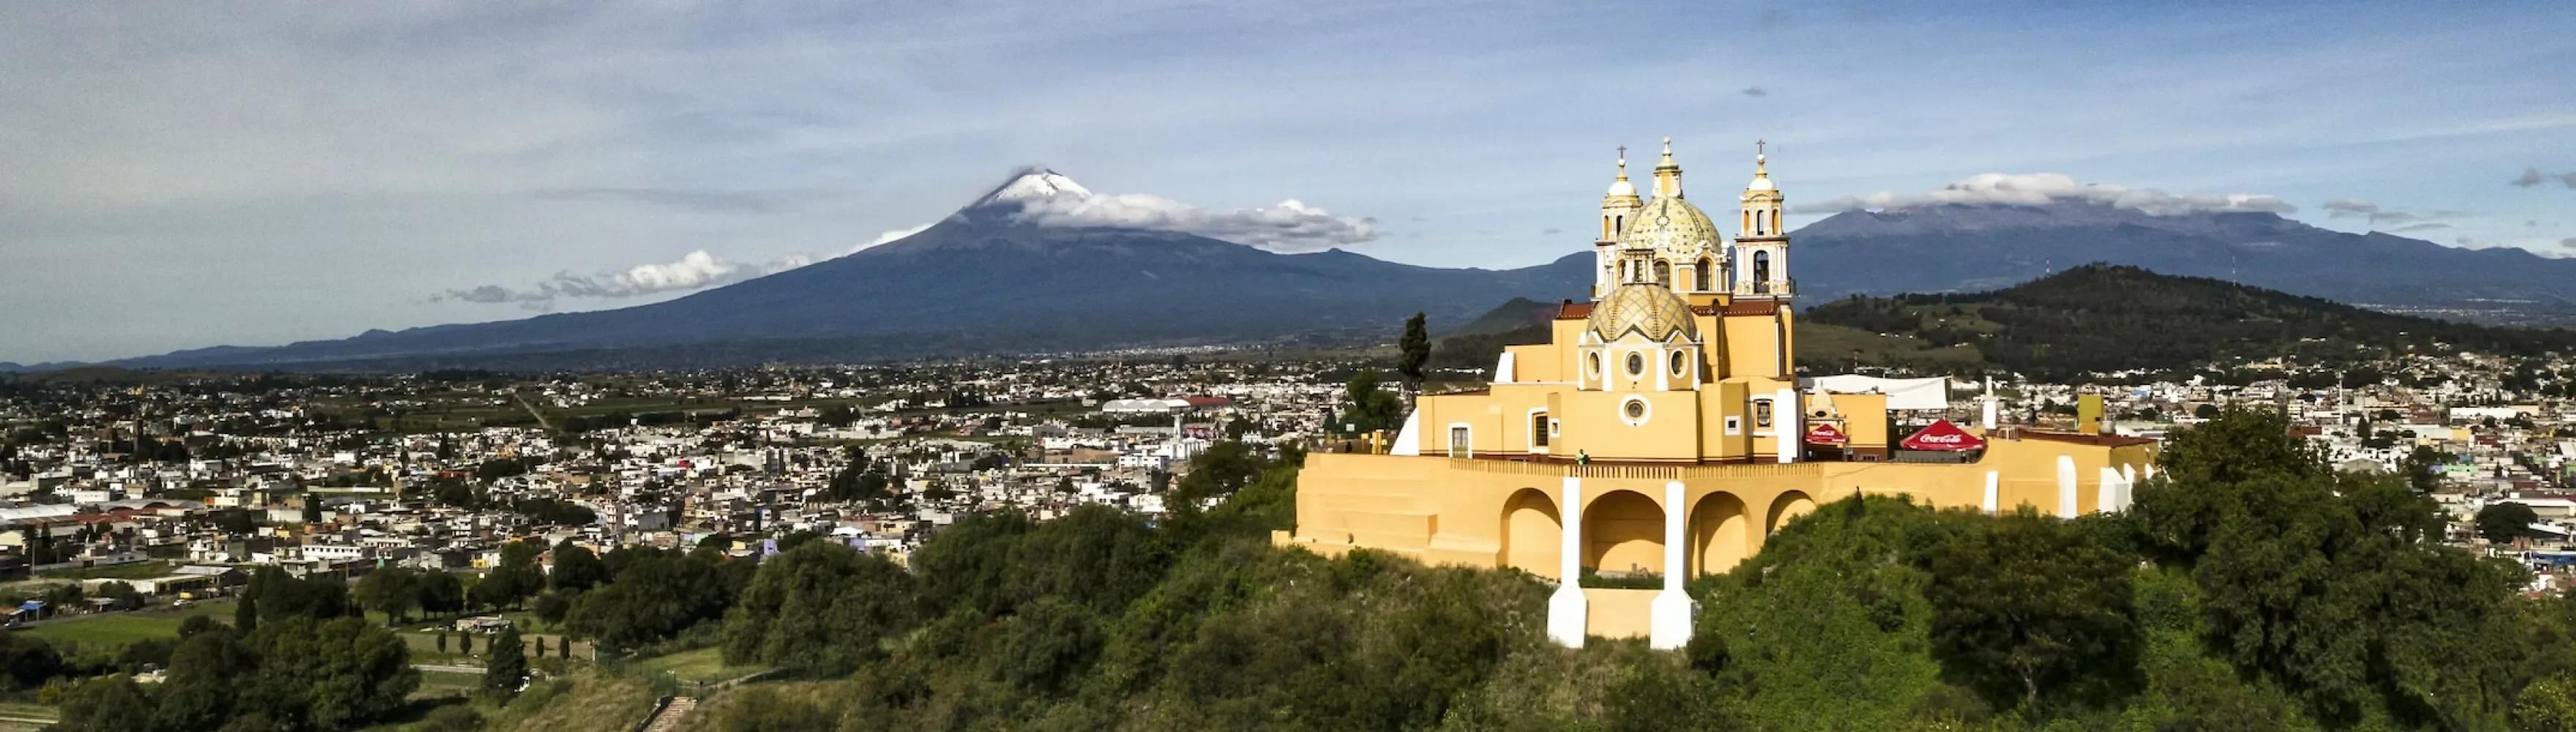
[[1733, 142, 1790, 298]]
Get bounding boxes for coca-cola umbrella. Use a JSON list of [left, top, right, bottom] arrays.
[[1804, 422, 1849, 444], [1899, 419, 1985, 452]]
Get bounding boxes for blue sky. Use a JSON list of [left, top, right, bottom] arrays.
[[1, 1, 2571, 363]]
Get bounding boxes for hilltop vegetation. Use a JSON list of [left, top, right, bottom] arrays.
[[307, 409, 2576, 732], [1802, 264, 2576, 380]]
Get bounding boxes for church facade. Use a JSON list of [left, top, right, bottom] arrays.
[[1276, 141, 2158, 649]]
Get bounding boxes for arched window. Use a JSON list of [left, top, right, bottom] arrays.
[[1756, 210, 1767, 235], [1653, 261, 1671, 286], [1694, 258, 1713, 291], [1753, 251, 1772, 294]]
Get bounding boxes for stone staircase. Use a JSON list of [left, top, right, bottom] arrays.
[[637, 696, 697, 732]]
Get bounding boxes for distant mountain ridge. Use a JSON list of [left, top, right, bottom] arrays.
[[102, 169, 1593, 371], [67, 173, 2576, 373], [1790, 201, 2576, 324], [1801, 264, 2576, 380]]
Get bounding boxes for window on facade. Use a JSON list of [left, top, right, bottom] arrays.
[[1756, 210, 1767, 235], [1694, 258, 1712, 291], [1753, 251, 1772, 294], [1670, 350, 1688, 377], [1754, 400, 1773, 428], [1624, 399, 1647, 421], [1587, 352, 1602, 378], [1653, 261, 1670, 286], [1626, 352, 1645, 376], [1532, 413, 1550, 449], [1449, 426, 1470, 458]]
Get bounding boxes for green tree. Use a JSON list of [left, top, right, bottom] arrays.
[[2520, 674, 2576, 732], [550, 540, 609, 593], [1918, 512, 2142, 710], [53, 675, 157, 732], [1399, 312, 1431, 389], [566, 553, 735, 651], [484, 541, 546, 610], [1341, 370, 1403, 435], [1172, 441, 1262, 506], [722, 542, 916, 674], [2479, 501, 2540, 545], [355, 566, 421, 624], [484, 626, 527, 697], [417, 569, 465, 618]]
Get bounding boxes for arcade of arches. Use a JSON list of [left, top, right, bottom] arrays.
[[1501, 485, 1815, 580]]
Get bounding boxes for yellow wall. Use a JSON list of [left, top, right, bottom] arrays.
[[1284, 437, 2158, 581]]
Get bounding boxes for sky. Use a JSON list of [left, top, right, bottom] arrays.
[[3, 1, 2572, 364]]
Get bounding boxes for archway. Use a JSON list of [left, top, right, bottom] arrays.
[[1688, 492, 1750, 577], [1764, 490, 1816, 537], [1500, 488, 1562, 578], [1584, 489, 1665, 577]]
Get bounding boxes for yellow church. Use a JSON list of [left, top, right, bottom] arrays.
[[1277, 141, 2158, 649]]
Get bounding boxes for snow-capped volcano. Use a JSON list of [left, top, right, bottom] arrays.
[[974, 167, 1093, 207]]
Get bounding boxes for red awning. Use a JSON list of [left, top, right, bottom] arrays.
[[1805, 422, 1849, 444], [1900, 419, 1986, 451]]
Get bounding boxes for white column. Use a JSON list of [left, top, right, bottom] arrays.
[[1547, 475, 1587, 649], [2056, 456, 2078, 518], [2097, 467, 2124, 514], [1981, 471, 1999, 515], [2122, 463, 2138, 486], [1775, 387, 1801, 464], [1650, 480, 1694, 650], [1981, 397, 1999, 430]]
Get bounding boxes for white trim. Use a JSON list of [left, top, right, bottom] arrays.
[[1525, 407, 1552, 454], [1447, 422, 1475, 459], [1620, 396, 1652, 426], [1494, 351, 1517, 383], [1724, 416, 1743, 436], [1389, 411, 1423, 456]]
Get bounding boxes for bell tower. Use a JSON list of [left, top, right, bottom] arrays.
[[1596, 147, 1643, 299], [1732, 141, 1791, 298]]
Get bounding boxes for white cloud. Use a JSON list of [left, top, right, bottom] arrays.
[[1794, 172, 2298, 216], [435, 250, 812, 309], [853, 223, 934, 253], [1013, 193, 1377, 253]]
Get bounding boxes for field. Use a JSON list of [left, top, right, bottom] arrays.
[[35, 559, 187, 581], [629, 646, 768, 684], [0, 702, 56, 732], [1793, 321, 1990, 373], [19, 598, 233, 647]]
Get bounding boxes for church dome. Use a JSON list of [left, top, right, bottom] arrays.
[[1619, 195, 1722, 258], [1587, 282, 1699, 342]]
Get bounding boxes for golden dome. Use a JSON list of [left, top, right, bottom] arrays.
[[1587, 282, 1699, 342], [1619, 195, 1722, 259]]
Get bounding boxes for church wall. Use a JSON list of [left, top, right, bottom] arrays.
[[1551, 390, 1704, 462], [1696, 383, 1751, 460], [1720, 315, 1783, 379], [1507, 343, 1564, 382]]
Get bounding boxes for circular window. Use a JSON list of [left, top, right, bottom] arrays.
[[1620, 397, 1651, 425], [1625, 352, 1645, 376], [1669, 351, 1688, 376]]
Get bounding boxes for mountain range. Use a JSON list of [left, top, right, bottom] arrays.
[[22, 168, 2576, 372]]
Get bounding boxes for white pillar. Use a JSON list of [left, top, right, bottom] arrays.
[[1775, 387, 1801, 464], [2056, 456, 2079, 518], [2122, 463, 2137, 485], [1981, 397, 1999, 430], [1650, 480, 1695, 650], [1547, 475, 1587, 649], [1981, 471, 1999, 515], [2097, 467, 2124, 514]]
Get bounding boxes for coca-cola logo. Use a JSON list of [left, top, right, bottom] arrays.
[[1913, 433, 1965, 444]]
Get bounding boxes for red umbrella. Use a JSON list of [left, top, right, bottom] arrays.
[[1900, 419, 1985, 451]]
